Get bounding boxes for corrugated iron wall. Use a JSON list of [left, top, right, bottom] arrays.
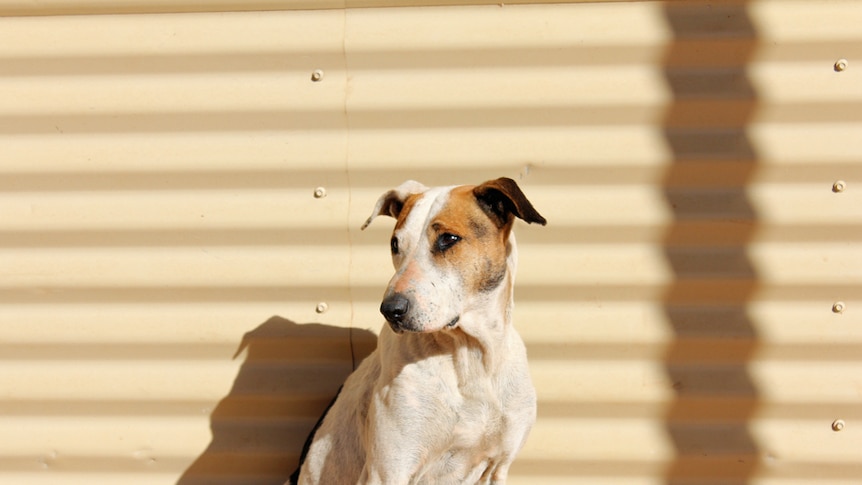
[[2, 1, 861, 484]]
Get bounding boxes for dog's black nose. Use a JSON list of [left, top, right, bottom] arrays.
[[380, 294, 409, 323]]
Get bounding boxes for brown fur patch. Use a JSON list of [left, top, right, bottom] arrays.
[[393, 193, 424, 231], [430, 186, 510, 295]]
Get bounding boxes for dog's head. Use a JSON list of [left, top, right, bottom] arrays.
[[362, 178, 546, 334]]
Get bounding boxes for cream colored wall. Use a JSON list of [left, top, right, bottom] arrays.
[[1, 2, 861, 484]]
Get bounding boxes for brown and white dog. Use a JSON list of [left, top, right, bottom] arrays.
[[292, 177, 546, 485]]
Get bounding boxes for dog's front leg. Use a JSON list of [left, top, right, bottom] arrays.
[[487, 461, 512, 485], [356, 387, 429, 485], [357, 433, 420, 485], [357, 463, 412, 485]]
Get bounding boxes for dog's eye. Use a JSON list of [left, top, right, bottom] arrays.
[[435, 233, 461, 252], [390, 236, 399, 255]]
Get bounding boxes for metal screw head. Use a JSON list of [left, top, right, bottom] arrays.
[[315, 302, 328, 314], [311, 69, 324, 82], [313, 186, 327, 199], [833, 301, 846, 314], [832, 419, 846, 432], [833, 180, 846, 193], [835, 59, 848, 72]]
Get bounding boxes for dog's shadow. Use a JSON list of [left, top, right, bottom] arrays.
[[177, 316, 377, 485]]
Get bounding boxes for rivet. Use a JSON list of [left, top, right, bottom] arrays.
[[834, 59, 848, 72], [315, 302, 328, 314], [313, 186, 327, 199], [832, 419, 845, 432], [833, 301, 846, 314], [833, 180, 846, 193], [311, 69, 324, 82]]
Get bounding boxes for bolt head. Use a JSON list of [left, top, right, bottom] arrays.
[[311, 69, 324, 82], [833, 180, 846, 193], [315, 302, 328, 314], [835, 59, 848, 72], [833, 301, 846, 314], [832, 419, 846, 432], [313, 187, 327, 198]]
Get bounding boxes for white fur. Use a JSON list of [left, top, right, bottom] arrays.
[[294, 182, 536, 485]]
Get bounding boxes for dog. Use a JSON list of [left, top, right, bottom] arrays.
[[291, 177, 546, 485]]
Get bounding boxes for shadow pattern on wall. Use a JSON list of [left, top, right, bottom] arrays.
[[661, 3, 762, 484], [177, 316, 376, 485]]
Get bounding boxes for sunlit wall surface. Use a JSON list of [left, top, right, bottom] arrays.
[[1, 2, 860, 484]]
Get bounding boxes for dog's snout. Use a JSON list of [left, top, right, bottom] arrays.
[[380, 294, 410, 323]]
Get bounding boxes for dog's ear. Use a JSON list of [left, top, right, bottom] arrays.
[[473, 177, 547, 229], [361, 180, 429, 230]]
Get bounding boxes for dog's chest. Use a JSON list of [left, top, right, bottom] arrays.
[[449, 372, 505, 441], [398, 350, 507, 443]]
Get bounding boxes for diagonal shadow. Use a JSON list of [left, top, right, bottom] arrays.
[[661, 3, 762, 484], [177, 316, 376, 485]]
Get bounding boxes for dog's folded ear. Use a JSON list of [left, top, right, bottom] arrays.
[[473, 177, 547, 228], [361, 180, 429, 230]]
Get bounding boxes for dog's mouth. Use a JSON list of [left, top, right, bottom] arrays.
[[387, 319, 406, 334], [388, 316, 460, 334]]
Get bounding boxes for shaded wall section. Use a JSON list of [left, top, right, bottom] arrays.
[[661, 3, 761, 484]]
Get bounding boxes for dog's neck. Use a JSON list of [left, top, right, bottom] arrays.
[[446, 284, 514, 377]]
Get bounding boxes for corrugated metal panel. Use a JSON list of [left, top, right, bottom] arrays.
[[1, 1, 860, 484], [1, 1, 637, 17]]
